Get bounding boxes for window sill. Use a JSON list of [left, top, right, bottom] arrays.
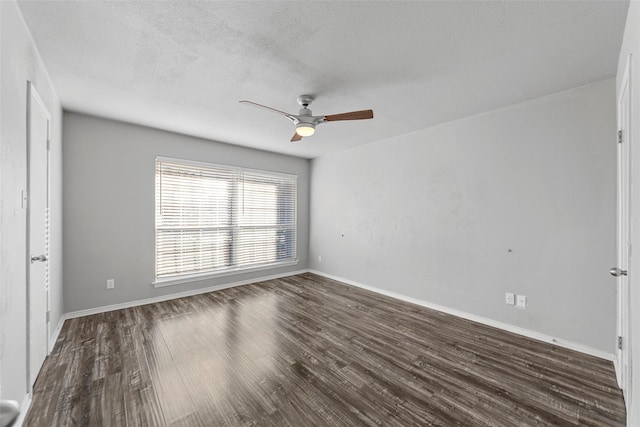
[[152, 260, 299, 288]]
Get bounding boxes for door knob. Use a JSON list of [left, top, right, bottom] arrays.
[[610, 267, 627, 277], [30, 254, 47, 263]]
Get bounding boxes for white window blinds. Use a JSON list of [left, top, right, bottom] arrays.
[[155, 158, 297, 281]]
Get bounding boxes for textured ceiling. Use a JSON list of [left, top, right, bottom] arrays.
[[18, 1, 628, 159]]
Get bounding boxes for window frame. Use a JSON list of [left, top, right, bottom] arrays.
[[153, 156, 298, 287]]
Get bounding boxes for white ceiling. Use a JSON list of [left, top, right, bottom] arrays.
[[18, 1, 628, 159]]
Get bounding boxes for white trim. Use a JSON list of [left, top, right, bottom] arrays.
[[65, 269, 308, 319], [58, 269, 614, 364], [48, 314, 66, 353], [14, 393, 32, 427], [26, 80, 52, 394], [615, 52, 632, 399], [153, 260, 299, 287], [308, 270, 616, 362]]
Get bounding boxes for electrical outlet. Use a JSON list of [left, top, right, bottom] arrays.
[[318, 255, 322, 263], [516, 295, 527, 309], [505, 292, 515, 305], [106, 279, 115, 290]]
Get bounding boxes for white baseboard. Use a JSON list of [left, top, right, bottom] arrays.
[[14, 393, 32, 427], [64, 269, 308, 320], [613, 357, 622, 388], [308, 269, 615, 362], [57, 268, 615, 363], [48, 314, 66, 353]]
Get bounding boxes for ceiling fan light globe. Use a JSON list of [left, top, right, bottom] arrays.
[[296, 123, 315, 137]]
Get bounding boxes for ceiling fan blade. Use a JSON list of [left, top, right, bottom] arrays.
[[291, 132, 303, 142], [324, 109, 374, 122], [239, 100, 292, 116]]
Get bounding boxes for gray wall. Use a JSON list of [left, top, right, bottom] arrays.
[[310, 79, 616, 353], [617, 1, 639, 422], [0, 1, 63, 404], [63, 113, 309, 312]]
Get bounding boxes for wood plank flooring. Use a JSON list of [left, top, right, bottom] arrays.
[[25, 273, 626, 426]]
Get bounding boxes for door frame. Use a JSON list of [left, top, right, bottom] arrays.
[[26, 81, 51, 393], [616, 54, 632, 397]]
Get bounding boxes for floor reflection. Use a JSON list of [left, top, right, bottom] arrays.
[[148, 290, 282, 422]]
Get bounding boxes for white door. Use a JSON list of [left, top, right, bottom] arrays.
[[27, 82, 50, 389], [613, 55, 631, 397]]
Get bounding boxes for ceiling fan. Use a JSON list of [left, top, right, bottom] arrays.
[[239, 95, 374, 142]]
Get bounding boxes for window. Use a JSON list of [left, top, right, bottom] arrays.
[[155, 157, 297, 283]]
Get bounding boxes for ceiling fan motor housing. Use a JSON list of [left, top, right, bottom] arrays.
[[298, 107, 312, 117]]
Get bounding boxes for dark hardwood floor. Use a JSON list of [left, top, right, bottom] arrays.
[[25, 273, 625, 426]]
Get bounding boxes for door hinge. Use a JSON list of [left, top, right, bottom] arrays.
[[618, 130, 623, 144], [46, 139, 51, 151], [618, 336, 623, 350], [46, 311, 50, 323]]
